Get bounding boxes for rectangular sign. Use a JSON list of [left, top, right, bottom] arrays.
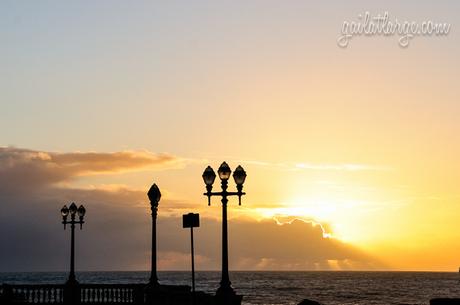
[[183, 213, 200, 228]]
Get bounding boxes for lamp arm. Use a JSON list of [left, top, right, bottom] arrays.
[[226, 191, 246, 196]]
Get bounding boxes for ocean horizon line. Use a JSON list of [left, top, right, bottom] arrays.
[[1, 270, 458, 273]]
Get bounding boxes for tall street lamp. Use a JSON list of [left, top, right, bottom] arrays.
[[203, 162, 246, 298], [61, 203, 86, 284], [147, 183, 161, 287]]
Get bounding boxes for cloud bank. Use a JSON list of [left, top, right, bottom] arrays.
[[0, 147, 382, 271], [0, 147, 179, 190]]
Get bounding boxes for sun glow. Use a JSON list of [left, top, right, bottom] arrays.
[[254, 193, 378, 243]]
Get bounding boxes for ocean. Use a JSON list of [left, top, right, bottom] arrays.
[[1, 271, 459, 305]]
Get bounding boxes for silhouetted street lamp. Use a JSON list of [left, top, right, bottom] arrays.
[[147, 183, 161, 287], [203, 162, 246, 298], [61, 203, 86, 284]]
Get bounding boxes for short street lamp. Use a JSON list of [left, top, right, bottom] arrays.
[[147, 183, 161, 287], [61, 203, 86, 284], [202, 162, 246, 298]]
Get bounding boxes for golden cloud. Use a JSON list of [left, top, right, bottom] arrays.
[[0, 147, 182, 189]]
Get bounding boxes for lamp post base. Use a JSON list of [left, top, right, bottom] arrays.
[[215, 284, 234, 296], [215, 285, 242, 305], [214, 290, 242, 305], [147, 279, 160, 288], [145, 280, 161, 303], [63, 278, 80, 305], [65, 277, 79, 286]]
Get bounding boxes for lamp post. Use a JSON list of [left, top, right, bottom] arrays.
[[202, 162, 246, 298], [61, 203, 86, 284], [147, 183, 161, 287]]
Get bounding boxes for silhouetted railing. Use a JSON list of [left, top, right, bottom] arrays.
[[1, 284, 65, 304], [80, 284, 144, 304], [0, 283, 203, 305]]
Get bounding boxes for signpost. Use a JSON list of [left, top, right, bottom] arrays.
[[183, 213, 200, 304]]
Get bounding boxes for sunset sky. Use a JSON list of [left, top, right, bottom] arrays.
[[1, 1, 459, 272]]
